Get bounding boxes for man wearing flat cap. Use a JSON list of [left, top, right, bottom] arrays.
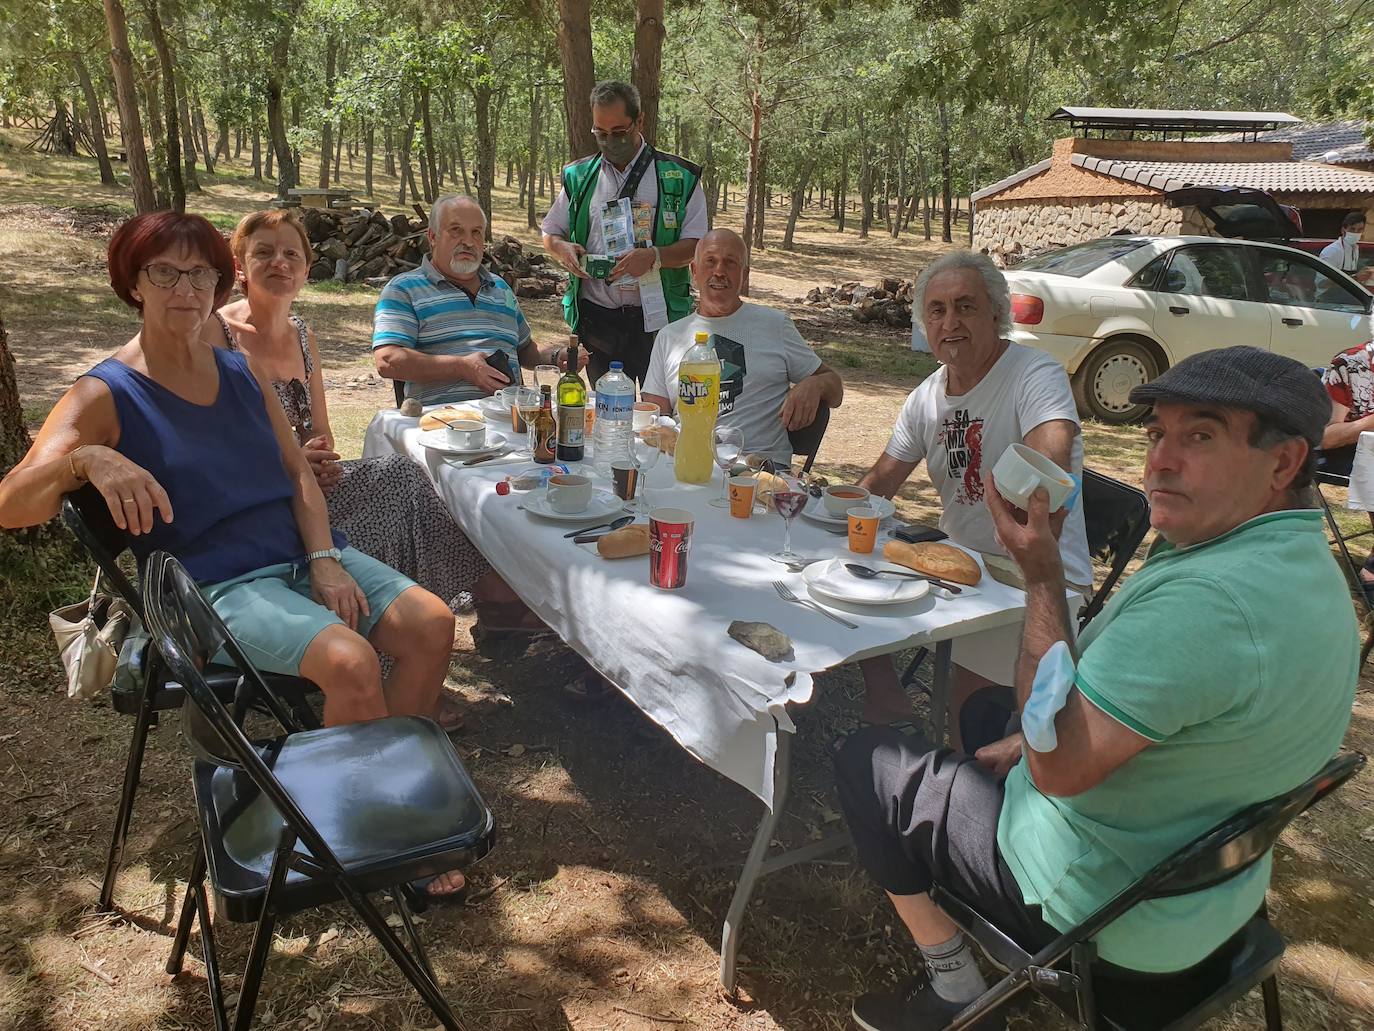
[[835, 346, 1356, 1031]]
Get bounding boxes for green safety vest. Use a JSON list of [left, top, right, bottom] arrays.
[[560, 148, 702, 330]]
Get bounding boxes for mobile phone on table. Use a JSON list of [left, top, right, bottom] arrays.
[[890, 524, 948, 544], [484, 350, 519, 385]]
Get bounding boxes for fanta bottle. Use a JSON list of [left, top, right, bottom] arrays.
[[675, 331, 721, 484]]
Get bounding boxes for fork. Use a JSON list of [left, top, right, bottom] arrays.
[[772, 580, 858, 629]]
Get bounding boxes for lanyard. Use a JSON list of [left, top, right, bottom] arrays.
[[616, 145, 656, 202]]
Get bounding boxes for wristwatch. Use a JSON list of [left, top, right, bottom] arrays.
[[306, 547, 343, 564]]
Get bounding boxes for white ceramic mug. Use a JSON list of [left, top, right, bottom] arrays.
[[824, 484, 871, 518], [991, 443, 1076, 511], [546, 473, 593, 513], [445, 419, 486, 450]]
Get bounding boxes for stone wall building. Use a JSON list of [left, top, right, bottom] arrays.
[[972, 111, 1374, 266]]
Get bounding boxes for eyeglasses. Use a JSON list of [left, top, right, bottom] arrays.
[[141, 263, 220, 291], [591, 126, 636, 142]]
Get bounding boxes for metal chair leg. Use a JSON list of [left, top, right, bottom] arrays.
[[1261, 974, 1283, 1031], [343, 885, 464, 1031], [231, 831, 296, 1031], [100, 680, 158, 912], [898, 647, 929, 690], [394, 888, 440, 986], [195, 878, 230, 1031], [167, 845, 207, 975]]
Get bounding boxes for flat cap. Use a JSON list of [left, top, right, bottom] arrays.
[[1129, 345, 1330, 447]]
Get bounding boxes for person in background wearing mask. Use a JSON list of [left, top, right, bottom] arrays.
[[540, 80, 707, 386], [1319, 211, 1367, 274]]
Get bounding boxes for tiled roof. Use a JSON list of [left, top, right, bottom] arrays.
[[971, 158, 1051, 202], [1069, 153, 1374, 195], [1199, 119, 1374, 164]]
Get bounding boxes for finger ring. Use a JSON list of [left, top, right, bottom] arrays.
[[120, 496, 135, 503]]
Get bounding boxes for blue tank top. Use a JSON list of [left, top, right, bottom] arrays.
[[83, 347, 344, 583]]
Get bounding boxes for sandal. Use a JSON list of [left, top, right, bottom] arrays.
[[433, 695, 465, 733], [562, 670, 613, 703]]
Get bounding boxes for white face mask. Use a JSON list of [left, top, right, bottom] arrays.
[[1346, 231, 1363, 245]]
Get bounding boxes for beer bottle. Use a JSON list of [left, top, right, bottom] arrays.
[[533, 384, 557, 464], [556, 335, 586, 462]]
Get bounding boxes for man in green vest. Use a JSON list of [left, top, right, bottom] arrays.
[[541, 79, 707, 386]]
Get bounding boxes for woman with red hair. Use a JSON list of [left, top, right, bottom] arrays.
[[0, 211, 460, 783]]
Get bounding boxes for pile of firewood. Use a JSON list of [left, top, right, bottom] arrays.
[[298, 206, 566, 297], [801, 277, 914, 328]]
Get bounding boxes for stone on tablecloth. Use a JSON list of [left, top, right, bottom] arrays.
[[728, 621, 794, 662], [400, 397, 423, 417]]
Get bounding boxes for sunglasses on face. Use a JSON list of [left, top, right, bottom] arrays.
[[286, 378, 313, 437], [141, 263, 221, 291], [591, 126, 635, 141]]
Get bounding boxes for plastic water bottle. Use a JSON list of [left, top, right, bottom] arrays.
[[593, 361, 635, 474]]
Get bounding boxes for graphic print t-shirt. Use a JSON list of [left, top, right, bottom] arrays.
[[1323, 341, 1374, 419], [643, 302, 822, 462], [885, 343, 1093, 588]]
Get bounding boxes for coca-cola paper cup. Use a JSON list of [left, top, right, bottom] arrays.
[[649, 508, 695, 590]]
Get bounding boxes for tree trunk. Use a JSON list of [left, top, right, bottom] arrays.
[[420, 84, 438, 202], [141, 1, 185, 211], [556, 0, 595, 159], [740, 32, 763, 265], [319, 33, 336, 189], [265, 0, 302, 199], [193, 95, 214, 174], [251, 119, 262, 179], [0, 311, 31, 478], [473, 81, 496, 232], [334, 119, 344, 180], [265, 131, 273, 178], [364, 119, 374, 198], [384, 124, 395, 177], [702, 116, 717, 230], [48, 94, 77, 156], [857, 111, 872, 239], [102, 0, 157, 212], [175, 81, 199, 192], [782, 115, 828, 250], [526, 74, 540, 229], [837, 143, 847, 233], [73, 56, 116, 185], [752, 144, 767, 250], [631, 0, 664, 146], [398, 96, 418, 207], [938, 99, 952, 244]]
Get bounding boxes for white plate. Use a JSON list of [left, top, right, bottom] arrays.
[[522, 488, 626, 523], [417, 428, 508, 456], [803, 558, 931, 606], [476, 395, 510, 417], [800, 494, 896, 526]]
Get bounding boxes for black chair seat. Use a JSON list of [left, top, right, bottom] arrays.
[[195, 716, 494, 922], [1089, 917, 1284, 1030]]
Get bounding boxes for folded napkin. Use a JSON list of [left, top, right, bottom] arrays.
[[807, 560, 915, 603]]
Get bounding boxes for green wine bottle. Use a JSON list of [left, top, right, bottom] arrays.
[[556, 335, 586, 462]]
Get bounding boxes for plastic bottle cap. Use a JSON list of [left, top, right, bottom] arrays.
[[609, 361, 623, 370]]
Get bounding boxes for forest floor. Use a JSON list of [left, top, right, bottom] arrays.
[[0, 132, 1371, 1031]]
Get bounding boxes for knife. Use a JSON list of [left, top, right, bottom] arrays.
[[462, 452, 502, 466]]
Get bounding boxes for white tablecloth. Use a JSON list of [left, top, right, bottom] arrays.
[[363, 409, 1031, 807], [1346, 431, 1374, 511]]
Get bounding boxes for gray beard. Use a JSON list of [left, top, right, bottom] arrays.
[[451, 256, 481, 276]]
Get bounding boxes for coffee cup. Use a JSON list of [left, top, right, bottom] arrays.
[[445, 419, 486, 450], [546, 473, 593, 513], [728, 474, 757, 519], [847, 506, 880, 554], [824, 484, 871, 518], [990, 443, 1076, 512]]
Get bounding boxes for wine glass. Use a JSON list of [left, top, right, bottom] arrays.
[[769, 472, 809, 564], [514, 387, 541, 456], [709, 425, 744, 508], [629, 403, 662, 514], [534, 364, 560, 395]]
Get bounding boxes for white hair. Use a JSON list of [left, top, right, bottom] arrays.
[[913, 250, 1012, 336], [429, 194, 487, 233]]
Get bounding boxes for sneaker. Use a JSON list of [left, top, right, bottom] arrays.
[[851, 974, 1005, 1031]]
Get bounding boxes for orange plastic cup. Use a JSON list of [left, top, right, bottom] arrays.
[[728, 475, 757, 519], [847, 506, 880, 554]]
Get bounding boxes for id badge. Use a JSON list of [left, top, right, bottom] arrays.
[[663, 209, 678, 229]]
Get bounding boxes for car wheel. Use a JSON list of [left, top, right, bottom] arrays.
[[1072, 337, 1160, 425]]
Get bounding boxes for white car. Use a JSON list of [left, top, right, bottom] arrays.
[[1004, 235, 1374, 423]]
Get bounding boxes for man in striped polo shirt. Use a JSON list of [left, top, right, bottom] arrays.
[[373, 194, 575, 404]]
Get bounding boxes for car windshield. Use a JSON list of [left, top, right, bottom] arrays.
[[1017, 238, 1150, 277]]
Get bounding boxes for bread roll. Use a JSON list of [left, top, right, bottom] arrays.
[[597, 523, 650, 559], [641, 424, 678, 455], [420, 406, 483, 431], [754, 471, 790, 505], [881, 540, 982, 586]]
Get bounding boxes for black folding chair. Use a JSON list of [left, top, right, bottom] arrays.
[[788, 403, 830, 476], [935, 751, 1366, 1030], [142, 551, 495, 1031], [1076, 469, 1151, 627], [1314, 467, 1374, 606], [60, 485, 318, 913], [898, 467, 1149, 693]]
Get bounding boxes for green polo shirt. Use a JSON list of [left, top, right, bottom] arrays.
[[998, 509, 1356, 972]]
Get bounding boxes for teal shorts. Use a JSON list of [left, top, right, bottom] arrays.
[[203, 547, 416, 676]]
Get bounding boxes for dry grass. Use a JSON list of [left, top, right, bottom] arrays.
[[1, 128, 1372, 1031]]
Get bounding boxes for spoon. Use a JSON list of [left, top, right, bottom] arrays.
[[844, 563, 963, 595], [563, 514, 634, 539]]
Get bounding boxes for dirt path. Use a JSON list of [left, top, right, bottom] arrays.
[[1, 146, 1371, 1030]]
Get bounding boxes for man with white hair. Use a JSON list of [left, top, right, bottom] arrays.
[[856, 250, 1092, 734], [373, 194, 571, 405]]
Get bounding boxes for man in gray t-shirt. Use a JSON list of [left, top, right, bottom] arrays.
[[641, 229, 843, 464]]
